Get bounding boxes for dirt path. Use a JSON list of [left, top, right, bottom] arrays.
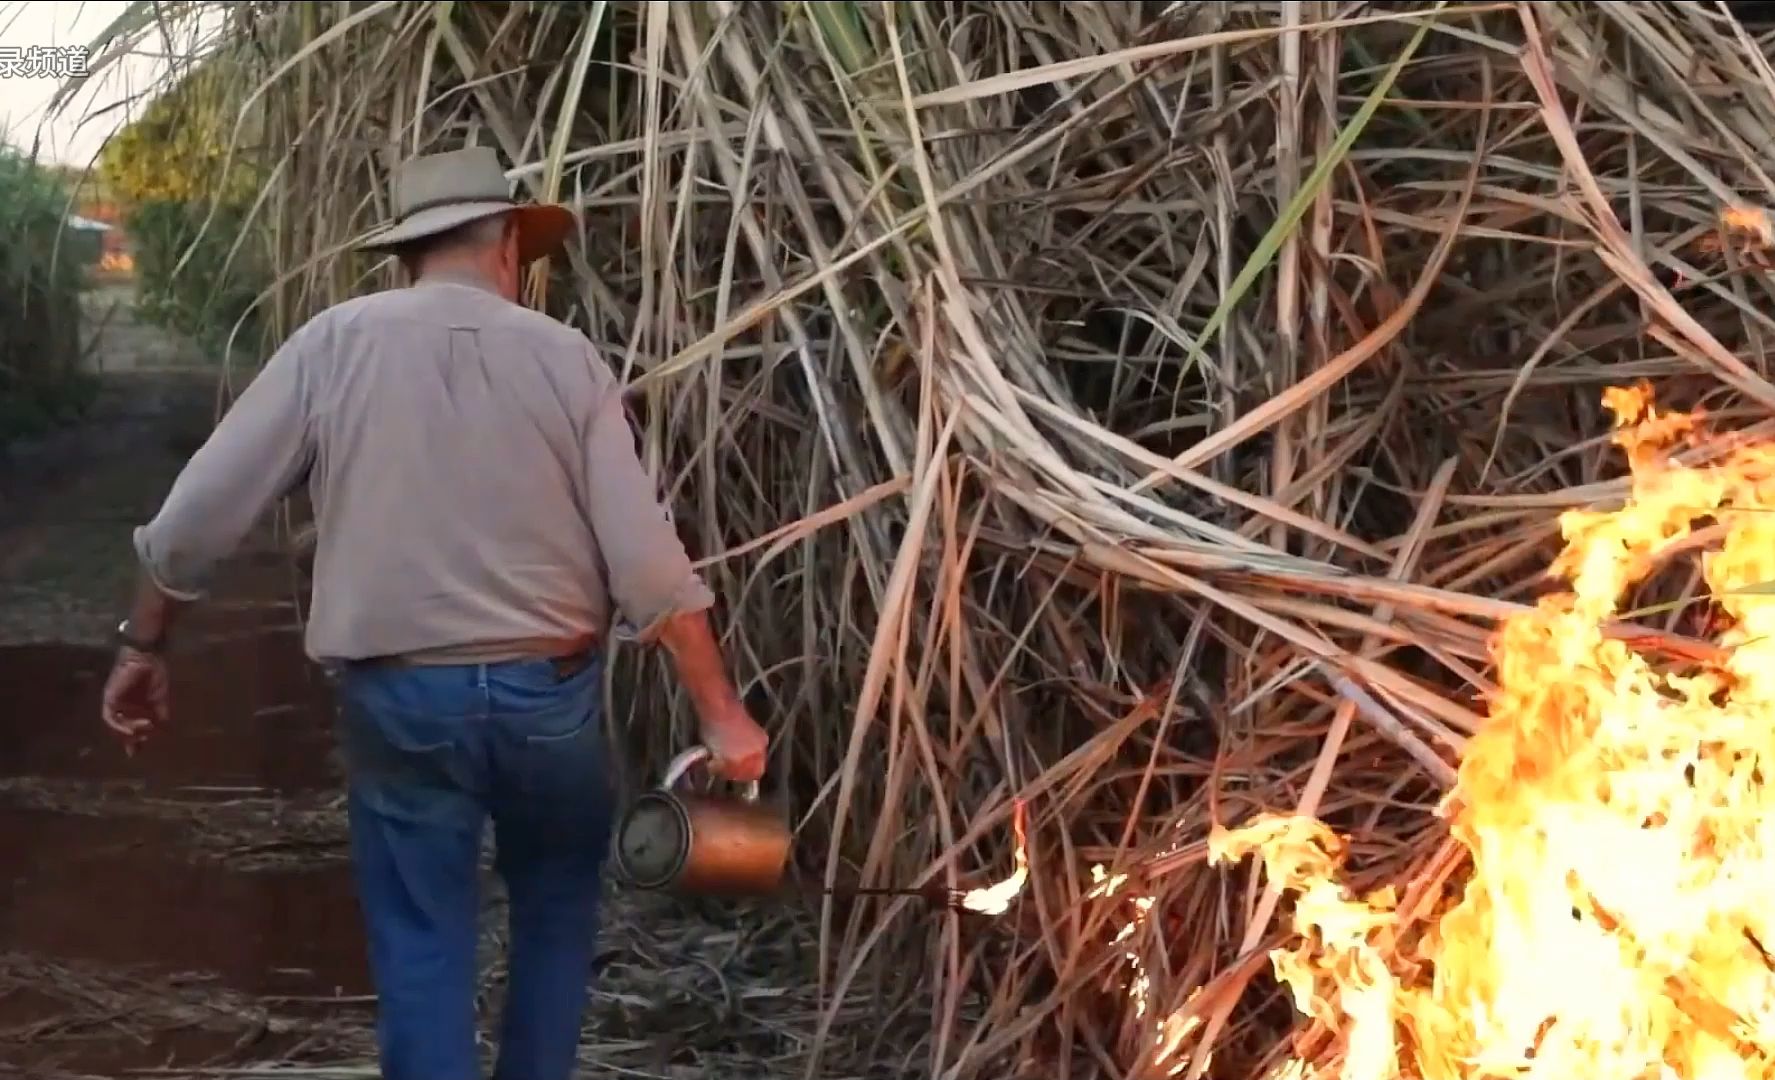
[[0, 288, 374, 1076]]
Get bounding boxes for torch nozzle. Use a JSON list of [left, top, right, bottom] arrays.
[[806, 881, 966, 910]]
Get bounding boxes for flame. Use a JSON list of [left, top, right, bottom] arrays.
[[1719, 206, 1774, 250], [1174, 382, 1775, 1079], [1085, 828, 1195, 1059], [959, 798, 1029, 915], [1688, 206, 1775, 282]]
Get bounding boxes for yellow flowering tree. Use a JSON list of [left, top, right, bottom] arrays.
[[98, 58, 262, 208]]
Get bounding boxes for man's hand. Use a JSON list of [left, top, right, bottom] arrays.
[[104, 571, 188, 754], [698, 701, 769, 783], [102, 648, 170, 753]]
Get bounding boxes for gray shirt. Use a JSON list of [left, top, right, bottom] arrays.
[[133, 272, 715, 664]]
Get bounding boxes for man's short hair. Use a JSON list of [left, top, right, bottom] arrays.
[[394, 212, 512, 273]]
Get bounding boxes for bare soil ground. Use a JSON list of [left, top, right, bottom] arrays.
[[0, 284, 373, 1077]]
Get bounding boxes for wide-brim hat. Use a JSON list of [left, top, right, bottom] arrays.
[[356, 145, 575, 264]]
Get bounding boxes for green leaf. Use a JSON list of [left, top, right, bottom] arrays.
[[1180, 8, 1443, 373]]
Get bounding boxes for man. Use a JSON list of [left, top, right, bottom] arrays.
[[98, 145, 770, 1080]]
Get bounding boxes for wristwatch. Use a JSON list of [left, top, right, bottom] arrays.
[[116, 619, 164, 654]]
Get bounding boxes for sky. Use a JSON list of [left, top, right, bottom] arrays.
[[0, 1, 178, 166]]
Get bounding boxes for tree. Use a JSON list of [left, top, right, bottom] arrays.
[[98, 57, 263, 209], [97, 54, 269, 354]]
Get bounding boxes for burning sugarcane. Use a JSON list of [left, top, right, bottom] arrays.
[[1144, 384, 1775, 1080]]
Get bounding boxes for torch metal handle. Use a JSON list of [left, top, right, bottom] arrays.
[[660, 744, 761, 803]]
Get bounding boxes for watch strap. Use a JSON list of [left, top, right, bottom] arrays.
[[117, 620, 164, 654]]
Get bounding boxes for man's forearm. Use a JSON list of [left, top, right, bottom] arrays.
[[654, 609, 743, 719], [124, 569, 189, 648]]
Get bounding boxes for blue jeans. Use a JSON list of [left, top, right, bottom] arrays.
[[333, 651, 614, 1080]]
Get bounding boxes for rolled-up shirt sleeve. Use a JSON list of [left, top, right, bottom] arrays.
[[581, 363, 715, 642], [134, 327, 318, 600]]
